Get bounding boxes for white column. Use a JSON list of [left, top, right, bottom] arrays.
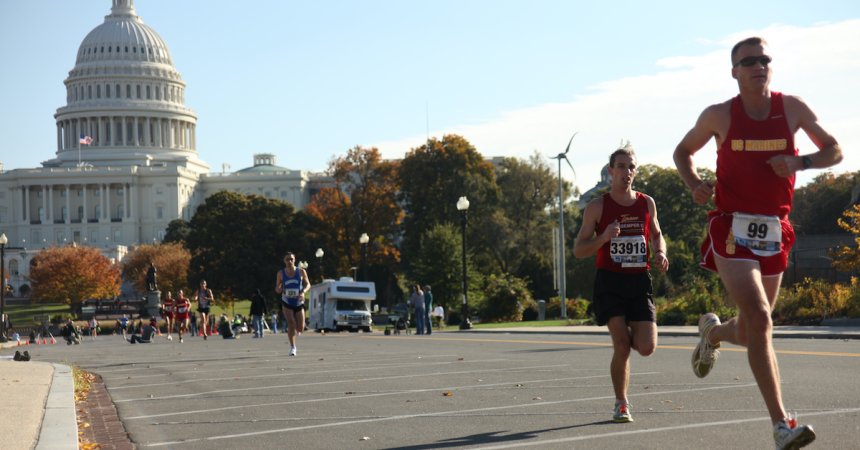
[[65, 184, 71, 224], [106, 183, 112, 221], [82, 184, 88, 223], [129, 183, 135, 219], [133, 116, 139, 146], [23, 186, 30, 223], [44, 185, 51, 222], [109, 117, 115, 146], [56, 123, 62, 151], [144, 118, 151, 147]]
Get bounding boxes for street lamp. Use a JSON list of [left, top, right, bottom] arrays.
[[359, 233, 369, 282], [456, 196, 472, 330], [0, 233, 7, 342], [315, 248, 324, 281]]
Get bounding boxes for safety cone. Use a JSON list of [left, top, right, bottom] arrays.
[[51, 337, 56, 344], [17, 340, 21, 346]]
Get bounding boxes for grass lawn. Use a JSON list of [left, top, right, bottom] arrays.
[[5, 303, 71, 327]]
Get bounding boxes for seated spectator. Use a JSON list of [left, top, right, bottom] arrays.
[[432, 305, 445, 329], [218, 315, 236, 339], [61, 319, 81, 345], [128, 319, 158, 344]]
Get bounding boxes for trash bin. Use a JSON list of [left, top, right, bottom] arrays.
[[538, 299, 546, 321]]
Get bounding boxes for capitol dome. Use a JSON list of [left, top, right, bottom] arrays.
[[75, 0, 173, 66], [50, 0, 204, 172]]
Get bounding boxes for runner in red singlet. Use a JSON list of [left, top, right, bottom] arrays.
[[574, 145, 668, 423], [162, 291, 175, 341], [673, 37, 842, 449], [174, 290, 191, 343]]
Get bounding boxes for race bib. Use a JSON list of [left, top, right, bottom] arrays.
[[610, 235, 648, 268], [284, 289, 300, 298], [732, 212, 781, 257]]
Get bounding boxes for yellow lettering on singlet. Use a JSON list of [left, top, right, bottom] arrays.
[[744, 139, 787, 152]]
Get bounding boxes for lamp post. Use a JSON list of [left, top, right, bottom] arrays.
[[456, 196, 472, 330], [359, 233, 369, 281], [315, 248, 324, 282], [0, 233, 7, 342]]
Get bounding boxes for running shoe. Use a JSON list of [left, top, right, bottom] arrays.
[[774, 418, 815, 449], [289, 347, 297, 356], [612, 401, 633, 423], [179, 337, 184, 343], [692, 313, 721, 378], [167, 334, 173, 341]]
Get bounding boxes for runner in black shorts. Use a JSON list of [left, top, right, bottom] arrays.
[[194, 280, 214, 340], [573, 145, 668, 423]]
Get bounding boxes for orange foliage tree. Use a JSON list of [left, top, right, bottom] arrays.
[[29, 245, 121, 310], [831, 204, 860, 272], [304, 146, 403, 277], [121, 243, 191, 295]]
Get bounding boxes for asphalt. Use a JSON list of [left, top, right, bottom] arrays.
[[1, 321, 858, 450]]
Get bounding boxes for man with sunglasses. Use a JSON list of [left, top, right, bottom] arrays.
[[673, 36, 842, 449]]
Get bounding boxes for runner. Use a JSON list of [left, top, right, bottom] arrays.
[[162, 291, 175, 341], [194, 280, 214, 340], [673, 36, 842, 449], [174, 289, 191, 343], [275, 252, 311, 356], [573, 144, 668, 423]]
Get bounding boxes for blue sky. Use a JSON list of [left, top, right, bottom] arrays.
[[1, 0, 859, 192]]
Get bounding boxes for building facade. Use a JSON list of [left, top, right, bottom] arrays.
[[0, 0, 324, 295]]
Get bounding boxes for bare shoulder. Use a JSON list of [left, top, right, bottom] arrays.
[[584, 195, 604, 216]]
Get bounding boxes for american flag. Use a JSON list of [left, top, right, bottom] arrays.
[[79, 134, 93, 145]]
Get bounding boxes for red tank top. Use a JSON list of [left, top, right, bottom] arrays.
[[716, 91, 796, 217], [596, 192, 651, 273]]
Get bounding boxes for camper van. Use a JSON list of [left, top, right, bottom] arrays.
[[307, 277, 374, 332]]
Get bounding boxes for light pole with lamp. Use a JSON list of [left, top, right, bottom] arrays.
[[0, 233, 8, 342], [456, 196, 472, 330], [315, 248, 324, 282], [359, 233, 369, 281]]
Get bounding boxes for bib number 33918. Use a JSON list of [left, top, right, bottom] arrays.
[[610, 235, 647, 268], [732, 213, 781, 257]]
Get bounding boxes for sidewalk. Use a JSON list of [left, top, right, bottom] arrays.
[[0, 322, 857, 449], [0, 342, 77, 450]]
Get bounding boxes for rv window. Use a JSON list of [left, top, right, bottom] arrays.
[[337, 300, 369, 311], [336, 286, 370, 293]]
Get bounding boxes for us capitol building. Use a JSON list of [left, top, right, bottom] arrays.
[[0, 0, 327, 295]]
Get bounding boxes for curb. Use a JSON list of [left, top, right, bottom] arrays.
[[36, 364, 78, 450]]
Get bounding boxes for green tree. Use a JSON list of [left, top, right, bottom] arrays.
[[491, 154, 566, 299], [185, 191, 299, 299], [791, 172, 856, 235], [163, 219, 191, 244], [480, 273, 534, 322], [397, 134, 500, 273], [29, 246, 121, 311], [409, 223, 482, 317], [634, 164, 712, 248]]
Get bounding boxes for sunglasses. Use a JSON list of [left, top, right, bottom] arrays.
[[734, 55, 772, 68]]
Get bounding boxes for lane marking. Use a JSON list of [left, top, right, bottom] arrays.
[[126, 372, 659, 420], [362, 335, 860, 358], [473, 407, 860, 449], [114, 364, 570, 403], [139, 383, 756, 447], [109, 358, 512, 390]]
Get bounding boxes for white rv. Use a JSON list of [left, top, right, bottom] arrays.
[[307, 277, 375, 332]]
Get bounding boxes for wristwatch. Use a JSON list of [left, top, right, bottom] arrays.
[[801, 155, 813, 170]]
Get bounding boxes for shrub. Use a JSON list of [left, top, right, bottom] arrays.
[[480, 274, 533, 323]]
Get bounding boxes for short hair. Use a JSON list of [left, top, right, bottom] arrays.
[[731, 37, 768, 63], [609, 142, 636, 168], [283, 252, 295, 264]]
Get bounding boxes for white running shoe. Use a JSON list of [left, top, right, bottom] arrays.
[[289, 347, 297, 356], [692, 313, 721, 378], [774, 418, 815, 450], [612, 401, 633, 423], [167, 335, 173, 341], [179, 337, 184, 343]]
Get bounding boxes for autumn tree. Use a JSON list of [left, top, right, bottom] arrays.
[[121, 243, 192, 294], [831, 204, 860, 272], [185, 191, 301, 299], [29, 245, 121, 311], [397, 134, 499, 273], [304, 146, 403, 279]]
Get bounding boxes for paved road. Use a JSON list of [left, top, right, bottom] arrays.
[[28, 331, 860, 449]]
